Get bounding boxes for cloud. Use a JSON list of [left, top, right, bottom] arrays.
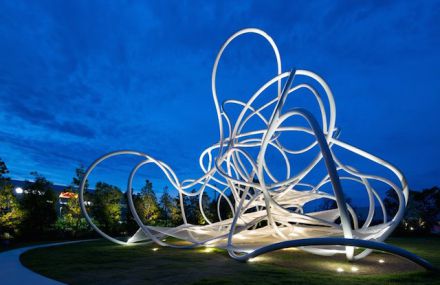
[[0, 1, 439, 193]]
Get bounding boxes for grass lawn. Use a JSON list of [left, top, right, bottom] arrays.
[[20, 237, 440, 285]]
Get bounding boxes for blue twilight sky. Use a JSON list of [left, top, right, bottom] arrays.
[[0, 1, 439, 198]]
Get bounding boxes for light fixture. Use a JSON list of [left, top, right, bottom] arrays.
[[378, 259, 385, 264], [351, 266, 359, 272], [282, 248, 298, 251], [336, 267, 344, 273], [15, 187, 23, 194]]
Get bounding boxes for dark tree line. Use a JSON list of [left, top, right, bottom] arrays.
[[0, 158, 235, 243], [1, 154, 238, 243], [385, 187, 440, 234], [20, 172, 58, 238], [3, 153, 438, 244], [94, 181, 235, 236]]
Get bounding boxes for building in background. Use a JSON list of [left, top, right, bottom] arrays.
[[10, 179, 91, 216]]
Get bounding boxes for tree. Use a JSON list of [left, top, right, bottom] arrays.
[[55, 196, 90, 238], [0, 157, 11, 191], [123, 191, 141, 234], [183, 190, 213, 225], [384, 189, 399, 217], [184, 191, 198, 225], [0, 158, 8, 177], [385, 187, 440, 234], [159, 186, 173, 226], [136, 180, 161, 225], [68, 166, 89, 226], [159, 186, 182, 226], [199, 193, 214, 224], [72, 165, 88, 190], [418, 187, 440, 230], [20, 172, 57, 238], [0, 158, 24, 240], [92, 182, 123, 234], [170, 196, 183, 226], [55, 166, 91, 238], [211, 191, 234, 221], [404, 188, 439, 233], [0, 185, 25, 236]]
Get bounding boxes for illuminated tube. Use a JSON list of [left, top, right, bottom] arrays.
[[79, 28, 435, 270]]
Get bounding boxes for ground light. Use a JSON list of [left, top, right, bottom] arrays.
[[248, 257, 262, 263], [247, 257, 271, 263], [282, 248, 299, 251]]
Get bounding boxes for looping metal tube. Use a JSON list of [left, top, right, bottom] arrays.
[[79, 28, 434, 271]]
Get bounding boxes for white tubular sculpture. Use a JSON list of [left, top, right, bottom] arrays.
[[79, 29, 434, 270]]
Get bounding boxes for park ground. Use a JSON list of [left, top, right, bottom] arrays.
[[19, 237, 440, 285]]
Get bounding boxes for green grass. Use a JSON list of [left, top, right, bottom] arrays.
[[20, 237, 440, 285]]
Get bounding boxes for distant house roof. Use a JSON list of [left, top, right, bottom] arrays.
[[59, 192, 78, 199]]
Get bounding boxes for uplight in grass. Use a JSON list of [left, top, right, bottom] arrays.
[[152, 248, 159, 252], [282, 248, 298, 251], [351, 266, 359, 272], [248, 257, 269, 263], [378, 259, 385, 263], [336, 267, 344, 273]]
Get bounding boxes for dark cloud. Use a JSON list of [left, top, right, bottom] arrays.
[[0, 1, 438, 193]]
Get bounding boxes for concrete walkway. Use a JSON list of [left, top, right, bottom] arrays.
[[0, 240, 95, 285]]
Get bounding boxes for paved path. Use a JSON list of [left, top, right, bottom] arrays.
[[0, 240, 95, 285]]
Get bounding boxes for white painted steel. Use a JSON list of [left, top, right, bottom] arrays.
[[79, 28, 417, 266]]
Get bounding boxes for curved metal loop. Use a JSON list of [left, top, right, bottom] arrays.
[[79, 28, 433, 270]]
